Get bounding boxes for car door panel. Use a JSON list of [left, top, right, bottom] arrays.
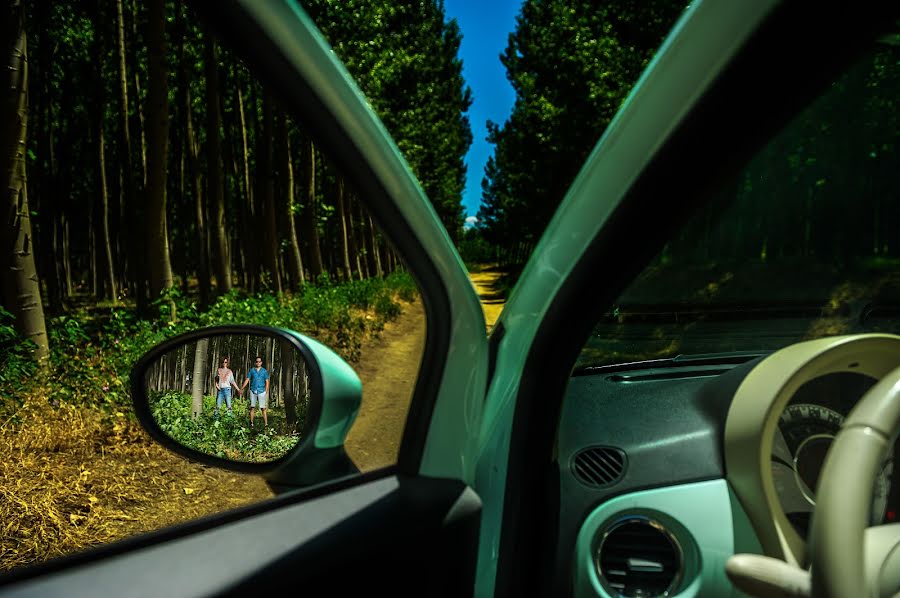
[[0, 474, 481, 597]]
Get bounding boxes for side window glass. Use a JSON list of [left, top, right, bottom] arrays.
[[0, 0, 480, 571], [577, 38, 899, 368]]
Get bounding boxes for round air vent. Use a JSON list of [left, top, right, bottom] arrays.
[[571, 446, 626, 487], [596, 517, 683, 597]]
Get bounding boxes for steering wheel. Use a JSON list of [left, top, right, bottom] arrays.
[[810, 364, 900, 598]]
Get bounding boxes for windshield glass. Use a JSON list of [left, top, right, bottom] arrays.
[[578, 38, 899, 368]]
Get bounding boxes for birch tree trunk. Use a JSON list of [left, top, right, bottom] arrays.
[[191, 338, 209, 419], [1, 4, 49, 366]]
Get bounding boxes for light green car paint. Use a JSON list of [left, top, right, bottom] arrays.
[[472, 1, 780, 595], [573, 479, 762, 597], [239, 0, 489, 484], [284, 331, 362, 450]]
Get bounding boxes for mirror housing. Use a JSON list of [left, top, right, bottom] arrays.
[[130, 325, 362, 489]]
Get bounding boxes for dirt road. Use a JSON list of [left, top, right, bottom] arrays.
[[344, 299, 426, 471], [345, 267, 506, 470]]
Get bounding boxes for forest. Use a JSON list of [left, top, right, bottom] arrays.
[[1, 0, 470, 375], [472, 0, 900, 290]]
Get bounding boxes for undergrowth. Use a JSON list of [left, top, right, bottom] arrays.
[[0, 271, 417, 415]]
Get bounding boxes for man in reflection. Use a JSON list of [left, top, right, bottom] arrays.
[[214, 357, 241, 417], [241, 356, 270, 430]]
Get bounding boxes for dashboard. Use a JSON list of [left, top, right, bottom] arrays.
[[558, 334, 900, 597]]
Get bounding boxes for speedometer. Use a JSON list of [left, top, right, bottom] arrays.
[[772, 403, 893, 538]]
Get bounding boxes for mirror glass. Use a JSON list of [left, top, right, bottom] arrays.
[[144, 332, 311, 463]]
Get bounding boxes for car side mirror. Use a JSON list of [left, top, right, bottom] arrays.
[[130, 325, 362, 489]]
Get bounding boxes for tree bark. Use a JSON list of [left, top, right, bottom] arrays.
[[365, 213, 382, 278], [190, 338, 209, 419], [258, 93, 281, 292], [1, 4, 50, 367], [115, 0, 147, 312], [176, 13, 210, 309], [335, 175, 352, 281], [92, 13, 117, 302], [205, 36, 231, 295], [145, 0, 174, 316], [235, 81, 256, 288], [300, 137, 324, 279], [128, 0, 147, 186], [277, 111, 304, 288], [345, 191, 363, 279]]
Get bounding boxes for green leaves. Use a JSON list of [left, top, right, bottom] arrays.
[[305, 0, 472, 240], [479, 0, 685, 266]]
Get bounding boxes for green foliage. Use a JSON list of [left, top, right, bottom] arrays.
[[478, 0, 686, 268], [305, 0, 472, 241], [149, 391, 301, 462], [0, 307, 37, 393], [1, 274, 418, 412]]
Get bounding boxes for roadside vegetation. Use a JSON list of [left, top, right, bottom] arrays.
[[0, 273, 417, 570]]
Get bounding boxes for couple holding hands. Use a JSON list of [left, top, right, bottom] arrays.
[[214, 356, 270, 428]]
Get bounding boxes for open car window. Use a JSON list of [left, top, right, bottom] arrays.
[[0, 0, 449, 571], [577, 35, 900, 369]]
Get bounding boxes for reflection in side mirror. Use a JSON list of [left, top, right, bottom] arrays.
[[143, 331, 311, 463]]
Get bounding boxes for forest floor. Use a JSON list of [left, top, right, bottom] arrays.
[[0, 267, 507, 572]]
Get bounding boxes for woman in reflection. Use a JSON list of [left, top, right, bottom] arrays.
[[214, 357, 241, 416]]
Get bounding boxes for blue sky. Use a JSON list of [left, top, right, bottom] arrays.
[[443, 0, 523, 221]]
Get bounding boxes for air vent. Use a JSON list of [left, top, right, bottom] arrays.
[[597, 517, 682, 597], [571, 447, 626, 487]]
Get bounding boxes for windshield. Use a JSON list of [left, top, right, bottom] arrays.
[[578, 38, 900, 368]]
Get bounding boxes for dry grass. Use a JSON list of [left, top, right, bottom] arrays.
[[0, 390, 273, 571]]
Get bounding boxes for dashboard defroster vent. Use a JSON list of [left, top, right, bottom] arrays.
[[571, 446, 626, 487], [597, 517, 682, 597]]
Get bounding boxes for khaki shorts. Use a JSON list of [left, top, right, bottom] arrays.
[[249, 391, 267, 409]]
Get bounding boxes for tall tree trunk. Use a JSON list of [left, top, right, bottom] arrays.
[[190, 338, 209, 419], [1, 5, 49, 367], [92, 14, 117, 302], [145, 0, 174, 316], [300, 137, 324, 279], [277, 111, 304, 288], [95, 114, 116, 301], [345, 192, 364, 279], [353, 197, 369, 278], [205, 36, 231, 294], [364, 213, 382, 278], [335, 175, 352, 281], [129, 0, 147, 186], [176, 10, 210, 308], [115, 0, 147, 312], [258, 93, 281, 293], [235, 82, 255, 288], [33, 0, 62, 314]]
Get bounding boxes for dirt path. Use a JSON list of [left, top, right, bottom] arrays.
[[344, 298, 426, 471], [469, 266, 505, 330], [345, 267, 506, 470]]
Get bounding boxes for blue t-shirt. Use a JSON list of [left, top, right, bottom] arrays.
[[246, 367, 269, 393]]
